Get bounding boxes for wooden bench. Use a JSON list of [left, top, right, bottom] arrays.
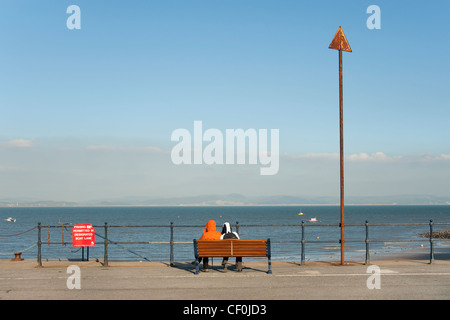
[[193, 239, 272, 274]]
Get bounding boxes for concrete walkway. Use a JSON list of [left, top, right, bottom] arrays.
[[1, 257, 450, 300]]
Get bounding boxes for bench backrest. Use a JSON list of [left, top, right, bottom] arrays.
[[194, 239, 269, 258]]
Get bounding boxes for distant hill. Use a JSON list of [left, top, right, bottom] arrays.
[[1, 194, 448, 207]]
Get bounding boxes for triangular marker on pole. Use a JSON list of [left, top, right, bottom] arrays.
[[329, 26, 352, 52]]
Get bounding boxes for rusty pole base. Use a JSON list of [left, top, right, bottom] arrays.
[[11, 252, 24, 261]]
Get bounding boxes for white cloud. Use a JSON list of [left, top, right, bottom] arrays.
[[284, 153, 339, 160], [0, 139, 33, 148], [401, 153, 450, 163], [86, 144, 162, 153], [0, 164, 25, 172], [345, 152, 401, 162], [285, 152, 394, 162], [283, 152, 450, 163], [438, 154, 450, 160]]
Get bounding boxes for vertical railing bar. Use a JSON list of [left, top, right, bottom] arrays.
[[37, 222, 42, 267], [301, 220, 305, 265], [429, 220, 434, 264], [104, 222, 109, 267], [365, 220, 370, 265], [170, 222, 174, 267]]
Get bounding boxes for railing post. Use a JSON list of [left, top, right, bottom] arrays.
[[104, 222, 109, 267], [301, 221, 305, 265], [235, 221, 239, 235], [365, 220, 370, 265], [429, 220, 434, 264], [170, 222, 174, 267], [37, 222, 42, 267]]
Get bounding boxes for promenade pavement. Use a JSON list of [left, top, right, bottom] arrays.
[[1, 254, 450, 300]]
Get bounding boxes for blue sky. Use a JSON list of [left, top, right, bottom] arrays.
[[0, 1, 449, 202]]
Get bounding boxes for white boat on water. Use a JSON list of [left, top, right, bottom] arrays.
[[5, 217, 16, 222], [308, 217, 318, 222]]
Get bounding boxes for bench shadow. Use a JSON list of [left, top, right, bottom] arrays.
[[167, 262, 197, 274], [169, 262, 270, 274]]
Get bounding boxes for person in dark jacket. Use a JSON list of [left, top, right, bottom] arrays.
[[220, 222, 243, 272]]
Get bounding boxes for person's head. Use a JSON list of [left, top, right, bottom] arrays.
[[221, 222, 232, 234], [205, 220, 216, 232]]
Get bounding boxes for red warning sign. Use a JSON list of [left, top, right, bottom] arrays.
[[72, 224, 95, 247]]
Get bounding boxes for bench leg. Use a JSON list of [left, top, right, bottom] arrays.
[[266, 238, 272, 274], [195, 258, 199, 275], [267, 256, 272, 274]]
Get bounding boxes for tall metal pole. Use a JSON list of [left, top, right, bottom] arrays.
[[328, 26, 351, 266], [339, 49, 345, 266]]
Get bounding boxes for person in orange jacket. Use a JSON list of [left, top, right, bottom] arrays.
[[199, 220, 222, 271], [200, 220, 222, 240]]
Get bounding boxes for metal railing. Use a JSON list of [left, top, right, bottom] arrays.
[[29, 220, 450, 267]]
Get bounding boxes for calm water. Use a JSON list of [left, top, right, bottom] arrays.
[[1, 206, 450, 262]]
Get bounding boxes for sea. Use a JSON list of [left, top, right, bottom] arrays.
[[1, 205, 450, 263]]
